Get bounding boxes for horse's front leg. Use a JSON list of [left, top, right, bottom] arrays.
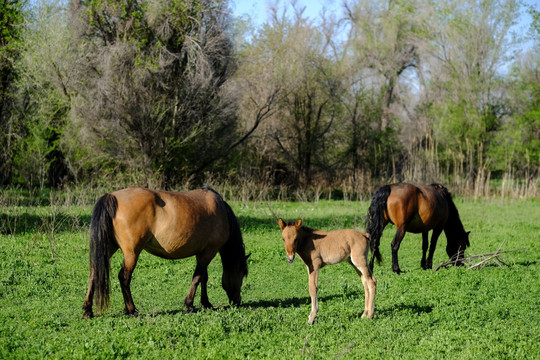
[[427, 226, 444, 269], [421, 232, 429, 269], [185, 263, 213, 312], [307, 266, 319, 325], [391, 227, 406, 274], [118, 251, 140, 316], [199, 265, 212, 309]]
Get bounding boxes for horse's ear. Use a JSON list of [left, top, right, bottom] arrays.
[[278, 218, 286, 230], [245, 253, 251, 260], [467, 231, 471, 235], [295, 219, 302, 229]]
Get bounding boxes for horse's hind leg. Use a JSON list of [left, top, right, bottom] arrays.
[[83, 242, 118, 319], [350, 249, 376, 319], [118, 250, 140, 316], [421, 232, 429, 269], [426, 226, 444, 269], [82, 267, 96, 319]]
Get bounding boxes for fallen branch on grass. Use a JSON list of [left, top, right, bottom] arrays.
[[434, 240, 527, 271]]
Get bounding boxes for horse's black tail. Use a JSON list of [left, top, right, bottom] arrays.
[[365, 185, 391, 270], [89, 193, 117, 312]]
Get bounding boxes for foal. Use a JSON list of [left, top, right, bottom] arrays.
[[278, 219, 376, 324]]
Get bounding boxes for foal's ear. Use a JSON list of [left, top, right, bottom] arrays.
[[295, 219, 302, 229], [278, 218, 286, 230]]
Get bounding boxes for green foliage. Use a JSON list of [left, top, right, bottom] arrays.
[[0, 198, 539, 358], [0, 0, 26, 185], [68, 0, 238, 186], [1, 0, 538, 191]]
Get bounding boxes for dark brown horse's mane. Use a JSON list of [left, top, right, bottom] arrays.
[[202, 184, 249, 277], [434, 184, 470, 248]]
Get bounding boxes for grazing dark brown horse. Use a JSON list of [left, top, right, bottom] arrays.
[[365, 183, 470, 274], [278, 219, 376, 324], [82, 185, 248, 319]]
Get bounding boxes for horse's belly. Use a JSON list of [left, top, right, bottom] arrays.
[[405, 215, 439, 233], [143, 236, 197, 259]]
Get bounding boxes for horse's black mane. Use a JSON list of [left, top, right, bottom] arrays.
[[432, 184, 469, 247]]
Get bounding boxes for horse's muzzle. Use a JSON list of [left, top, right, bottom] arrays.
[[287, 254, 295, 263]]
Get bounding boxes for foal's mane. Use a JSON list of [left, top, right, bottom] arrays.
[[284, 220, 316, 234]]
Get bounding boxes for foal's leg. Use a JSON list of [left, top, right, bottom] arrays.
[[307, 266, 320, 325], [391, 226, 406, 274], [426, 226, 444, 269], [421, 232, 429, 269], [350, 248, 377, 319], [118, 249, 140, 316]]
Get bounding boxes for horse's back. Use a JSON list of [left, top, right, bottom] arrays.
[[111, 187, 229, 259], [387, 183, 448, 232]]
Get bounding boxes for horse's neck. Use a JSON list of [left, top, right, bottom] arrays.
[[444, 211, 465, 236], [297, 230, 309, 246]]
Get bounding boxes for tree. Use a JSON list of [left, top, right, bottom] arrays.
[[0, 0, 25, 185], [420, 0, 520, 182], [235, 5, 341, 187], [67, 0, 239, 187]]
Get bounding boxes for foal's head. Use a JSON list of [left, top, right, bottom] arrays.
[[278, 218, 303, 263]]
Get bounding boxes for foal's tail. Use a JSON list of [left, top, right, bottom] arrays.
[[365, 185, 390, 270], [89, 193, 117, 312]]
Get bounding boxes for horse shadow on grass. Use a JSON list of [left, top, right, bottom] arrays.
[[241, 291, 363, 309], [376, 303, 433, 317], [125, 294, 434, 319], [144, 292, 364, 318]]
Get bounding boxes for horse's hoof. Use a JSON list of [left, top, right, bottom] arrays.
[[124, 309, 139, 317], [185, 306, 195, 314], [83, 311, 94, 319], [201, 302, 214, 310], [307, 317, 315, 325]]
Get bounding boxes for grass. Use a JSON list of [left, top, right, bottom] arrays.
[[0, 197, 539, 359]]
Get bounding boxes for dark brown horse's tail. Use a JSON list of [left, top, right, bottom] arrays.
[[365, 185, 390, 270], [89, 193, 117, 312]]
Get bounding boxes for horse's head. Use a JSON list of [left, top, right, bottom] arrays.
[[222, 253, 250, 306], [278, 218, 302, 263], [446, 231, 470, 265]]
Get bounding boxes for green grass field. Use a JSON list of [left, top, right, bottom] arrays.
[[1, 198, 539, 359]]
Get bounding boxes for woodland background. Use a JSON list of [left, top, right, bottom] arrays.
[[1, 0, 539, 199]]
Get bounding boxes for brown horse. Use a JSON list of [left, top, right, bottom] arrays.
[[82, 185, 248, 319], [365, 183, 470, 274], [278, 218, 376, 324]]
